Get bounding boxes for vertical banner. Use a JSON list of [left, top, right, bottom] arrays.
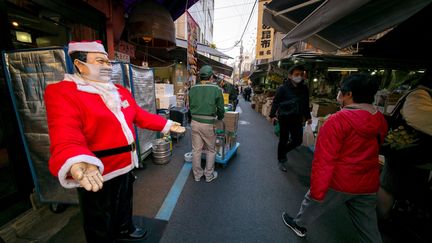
[[256, 0, 274, 60], [187, 11, 198, 86]]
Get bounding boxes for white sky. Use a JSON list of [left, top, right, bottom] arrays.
[[213, 0, 258, 62]]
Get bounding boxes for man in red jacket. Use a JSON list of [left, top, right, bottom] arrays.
[[282, 74, 387, 243], [44, 41, 184, 242]]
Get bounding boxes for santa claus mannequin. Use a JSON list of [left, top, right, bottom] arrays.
[[44, 41, 185, 242]]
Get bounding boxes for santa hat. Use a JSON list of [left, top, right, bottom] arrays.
[[68, 40, 107, 55]]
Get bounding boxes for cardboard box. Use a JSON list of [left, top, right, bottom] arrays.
[[155, 84, 174, 96], [223, 111, 239, 132], [157, 95, 176, 109], [312, 102, 338, 117]]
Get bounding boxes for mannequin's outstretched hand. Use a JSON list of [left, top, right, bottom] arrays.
[[70, 162, 104, 192], [170, 122, 186, 133]]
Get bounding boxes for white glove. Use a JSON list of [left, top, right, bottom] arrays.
[[170, 122, 186, 133], [70, 162, 104, 192]]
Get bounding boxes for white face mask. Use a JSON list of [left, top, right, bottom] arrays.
[[78, 61, 112, 83], [291, 76, 303, 83]]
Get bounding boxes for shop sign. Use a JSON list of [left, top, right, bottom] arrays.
[[187, 11, 198, 86], [114, 51, 130, 63], [118, 41, 135, 58], [256, 0, 274, 60]]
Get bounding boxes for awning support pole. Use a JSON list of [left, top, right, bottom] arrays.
[[276, 0, 323, 16]]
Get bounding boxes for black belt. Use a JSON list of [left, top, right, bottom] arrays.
[[92, 141, 136, 158]]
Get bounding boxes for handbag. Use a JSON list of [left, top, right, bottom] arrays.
[[273, 121, 280, 137]]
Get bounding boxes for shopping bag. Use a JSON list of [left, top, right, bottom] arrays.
[[273, 121, 280, 137], [302, 124, 315, 147]]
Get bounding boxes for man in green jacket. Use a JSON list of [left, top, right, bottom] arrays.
[[189, 65, 225, 182]]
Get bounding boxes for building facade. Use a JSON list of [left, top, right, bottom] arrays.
[[174, 0, 214, 45]]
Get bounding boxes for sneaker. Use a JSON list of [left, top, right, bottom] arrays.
[[205, 171, 218, 182], [116, 226, 148, 241], [194, 175, 202, 182], [278, 162, 287, 172], [282, 212, 306, 237]]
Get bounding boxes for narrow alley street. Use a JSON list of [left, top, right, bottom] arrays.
[[157, 98, 360, 243], [4, 98, 423, 243]]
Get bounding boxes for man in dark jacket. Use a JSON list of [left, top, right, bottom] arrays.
[[218, 79, 239, 110], [270, 65, 311, 172]]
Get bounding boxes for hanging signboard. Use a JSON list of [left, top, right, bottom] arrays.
[[187, 11, 198, 86], [256, 0, 274, 60]]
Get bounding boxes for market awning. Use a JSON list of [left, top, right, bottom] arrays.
[[360, 3, 432, 61], [280, 53, 430, 70], [264, 0, 432, 52], [197, 54, 233, 77], [175, 39, 232, 59], [123, 0, 199, 21]]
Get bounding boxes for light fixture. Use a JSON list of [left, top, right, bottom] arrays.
[[12, 21, 19, 27], [328, 67, 358, 72], [16, 31, 32, 43], [371, 71, 376, 75], [313, 78, 318, 82]]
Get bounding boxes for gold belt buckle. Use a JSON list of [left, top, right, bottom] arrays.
[[131, 141, 136, 152]]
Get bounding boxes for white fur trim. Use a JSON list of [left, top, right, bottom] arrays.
[[58, 155, 104, 189], [68, 41, 107, 55], [103, 164, 134, 182], [162, 120, 173, 134]]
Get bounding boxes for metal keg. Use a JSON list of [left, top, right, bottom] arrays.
[[152, 139, 171, 165]]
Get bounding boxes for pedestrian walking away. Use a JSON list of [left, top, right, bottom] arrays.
[[44, 41, 185, 243], [189, 65, 225, 182], [282, 74, 387, 243], [269, 65, 311, 172]]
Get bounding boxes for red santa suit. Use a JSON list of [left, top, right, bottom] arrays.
[[45, 73, 172, 188]]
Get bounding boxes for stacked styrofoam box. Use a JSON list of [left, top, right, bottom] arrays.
[[155, 84, 176, 109]]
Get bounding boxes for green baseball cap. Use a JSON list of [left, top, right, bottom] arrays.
[[199, 65, 213, 80]]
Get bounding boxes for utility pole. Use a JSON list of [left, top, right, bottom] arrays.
[[239, 40, 243, 80]]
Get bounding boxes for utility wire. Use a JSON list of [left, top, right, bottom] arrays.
[[187, 1, 255, 14], [216, 0, 258, 51]]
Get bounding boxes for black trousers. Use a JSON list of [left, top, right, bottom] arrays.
[[277, 117, 303, 162], [77, 172, 134, 243]]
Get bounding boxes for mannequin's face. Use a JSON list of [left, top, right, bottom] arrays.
[[74, 52, 111, 75]]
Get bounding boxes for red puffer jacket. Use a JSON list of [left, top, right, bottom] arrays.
[[310, 106, 388, 201]]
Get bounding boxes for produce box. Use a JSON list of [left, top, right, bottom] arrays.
[[384, 93, 404, 114], [155, 84, 174, 96], [223, 111, 239, 132], [312, 102, 338, 117], [156, 95, 176, 109]]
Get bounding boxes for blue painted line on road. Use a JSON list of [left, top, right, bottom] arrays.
[[155, 162, 192, 221]]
